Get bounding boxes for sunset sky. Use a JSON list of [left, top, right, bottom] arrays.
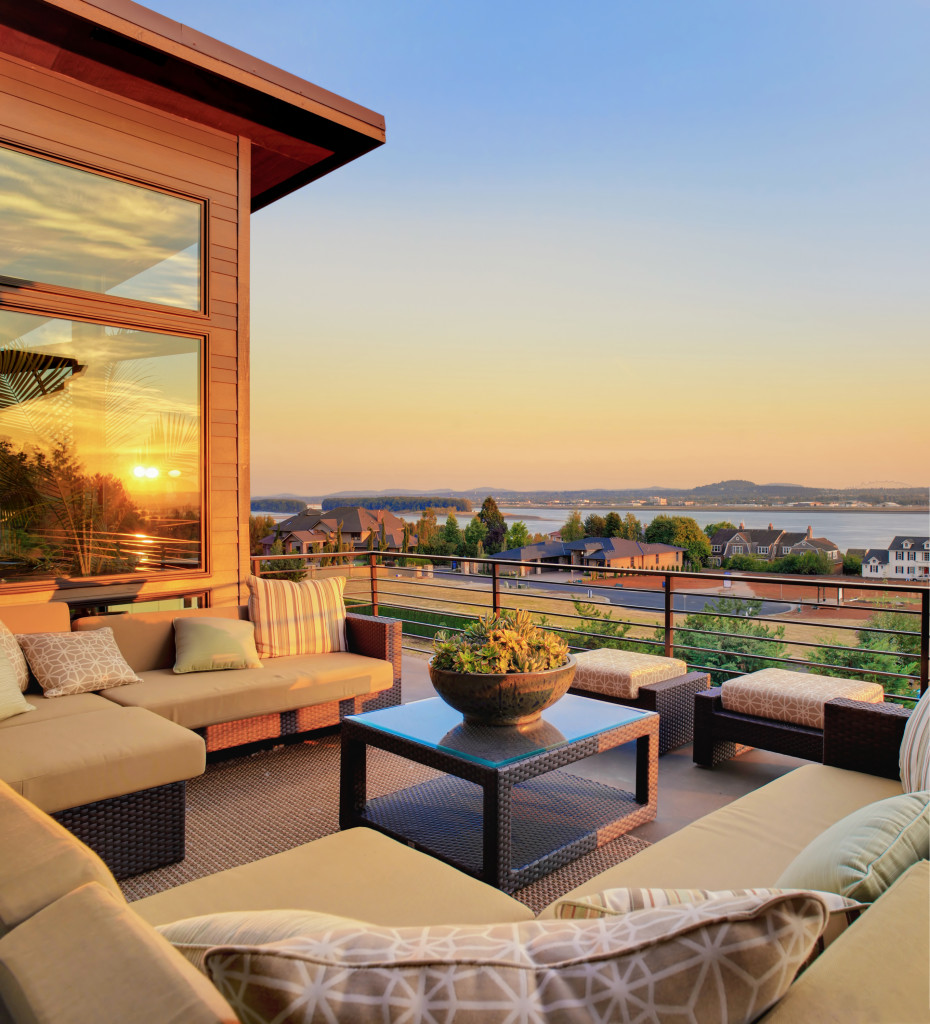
[[146, 0, 928, 495]]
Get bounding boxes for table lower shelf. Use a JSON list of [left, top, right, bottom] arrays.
[[355, 768, 648, 891]]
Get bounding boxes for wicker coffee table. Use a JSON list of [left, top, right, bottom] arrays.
[[339, 694, 658, 893]]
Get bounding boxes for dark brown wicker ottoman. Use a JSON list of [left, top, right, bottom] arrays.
[[340, 694, 658, 894], [568, 649, 709, 755]]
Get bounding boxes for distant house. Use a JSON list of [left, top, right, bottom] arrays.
[[707, 523, 841, 567], [862, 537, 930, 580], [495, 538, 684, 576], [261, 506, 411, 557]]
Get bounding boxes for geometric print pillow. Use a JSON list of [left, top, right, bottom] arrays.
[[900, 688, 930, 792], [246, 574, 347, 658], [15, 628, 142, 697], [204, 892, 829, 1024], [0, 618, 30, 692]]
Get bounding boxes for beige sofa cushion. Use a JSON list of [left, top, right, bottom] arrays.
[[0, 692, 115, 732], [760, 861, 930, 1023], [0, 883, 237, 1024], [132, 826, 534, 929], [0, 779, 123, 936], [721, 669, 883, 729], [0, 707, 205, 813], [537, 764, 902, 917], [573, 648, 689, 699], [98, 653, 393, 729]]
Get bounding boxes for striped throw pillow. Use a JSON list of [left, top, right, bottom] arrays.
[[247, 575, 347, 657], [899, 689, 930, 792]]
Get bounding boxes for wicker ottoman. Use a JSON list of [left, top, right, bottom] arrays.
[[569, 649, 710, 755], [693, 669, 885, 767]]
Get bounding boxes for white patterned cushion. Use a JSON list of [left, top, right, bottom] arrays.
[[0, 648, 34, 723], [15, 628, 142, 697], [0, 619, 29, 692], [247, 575, 347, 658], [573, 648, 689, 699], [721, 669, 883, 729], [900, 688, 930, 792], [204, 893, 828, 1024]]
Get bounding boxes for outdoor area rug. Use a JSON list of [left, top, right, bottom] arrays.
[[119, 734, 650, 915]]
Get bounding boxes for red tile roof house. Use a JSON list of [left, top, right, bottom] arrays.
[[261, 506, 412, 555]]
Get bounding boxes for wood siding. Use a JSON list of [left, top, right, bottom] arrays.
[[0, 50, 247, 609]]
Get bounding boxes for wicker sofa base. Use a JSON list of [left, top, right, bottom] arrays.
[[570, 671, 710, 755], [692, 689, 824, 767], [51, 781, 186, 880]]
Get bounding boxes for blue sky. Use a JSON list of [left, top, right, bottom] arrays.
[[145, 0, 928, 494]]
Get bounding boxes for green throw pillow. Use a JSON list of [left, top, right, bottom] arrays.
[[173, 617, 262, 674], [775, 791, 930, 902], [0, 648, 34, 723]]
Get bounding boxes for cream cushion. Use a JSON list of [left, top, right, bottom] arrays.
[[775, 791, 930, 901], [247, 574, 347, 657], [0, 619, 29, 692], [0, 883, 237, 1024], [98, 653, 392, 729], [760, 861, 930, 1024], [0, 648, 33, 723], [721, 669, 883, 729], [0, 706, 205, 813], [16, 628, 142, 697], [0, 779, 123, 936], [0, 691, 114, 731], [204, 893, 828, 1024], [173, 616, 262, 673], [899, 687, 930, 792], [537, 764, 902, 917], [573, 648, 689, 699], [132, 827, 534, 929]]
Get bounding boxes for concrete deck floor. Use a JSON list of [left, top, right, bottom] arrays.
[[400, 651, 808, 843]]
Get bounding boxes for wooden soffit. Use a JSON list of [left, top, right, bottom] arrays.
[[0, 0, 385, 209]]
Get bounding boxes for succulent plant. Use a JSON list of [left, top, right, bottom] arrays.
[[431, 609, 570, 674]]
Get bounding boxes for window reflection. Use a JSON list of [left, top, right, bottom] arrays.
[[0, 311, 201, 580], [0, 146, 201, 310]]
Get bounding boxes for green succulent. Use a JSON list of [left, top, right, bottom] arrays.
[[431, 609, 570, 674]]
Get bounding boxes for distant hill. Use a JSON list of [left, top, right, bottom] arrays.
[[321, 496, 472, 513], [250, 498, 312, 514]]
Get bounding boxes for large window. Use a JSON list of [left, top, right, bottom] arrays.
[[0, 310, 201, 581], [0, 145, 202, 310]]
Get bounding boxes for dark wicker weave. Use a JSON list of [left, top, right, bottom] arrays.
[[823, 698, 911, 779], [200, 613, 402, 758], [52, 781, 185, 880], [692, 689, 824, 767], [340, 706, 658, 894], [570, 671, 709, 755]]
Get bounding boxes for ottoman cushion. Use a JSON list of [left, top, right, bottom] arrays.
[[574, 649, 689, 699], [722, 670, 883, 730]]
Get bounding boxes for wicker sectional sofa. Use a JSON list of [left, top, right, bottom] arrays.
[[0, 602, 401, 877], [0, 698, 926, 1023]]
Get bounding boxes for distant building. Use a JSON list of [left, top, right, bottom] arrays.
[[707, 523, 841, 567], [862, 537, 929, 580], [261, 506, 411, 556], [495, 538, 684, 576]]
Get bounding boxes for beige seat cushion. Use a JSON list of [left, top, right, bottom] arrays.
[[721, 669, 884, 729], [759, 861, 930, 1023], [0, 692, 115, 731], [0, 883, 237, 1024], [132, 826, 534, 929], [0, 707, 205, 813], [573, 648, 689, 699], [538, 764, 902, 917], [98, 653, 393, 729], [0, 779, 123, 936]]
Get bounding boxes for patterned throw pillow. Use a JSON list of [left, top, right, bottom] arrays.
[[204, 893, 828, 1024], [247, 575, 347, 658], [900, 688, 930, 792], [0, 648, 34, 723], [173, 617, 263, 674], [0, 619, 30, 692], [16, 628, 143, 697]]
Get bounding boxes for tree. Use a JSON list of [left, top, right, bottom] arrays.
[[569, 601, 651, 653], [724, 554, 768, 573], [583, 513, 607, 537], [622, 512, 643, 541], [462, 516, 488, 557], [842, 553, 862, 576], [560, 510, 585, 541], [248, 514, 276, 556], [704, 520, 737, 539], [260, 538, 306, 582], [441, 513, 463, 553], [671, 597, 788, 684], [645, 515, 711, 568], [604, 512, 623, 537], [414, 508, 438, 551], [478, 496, 507, 554], [505, 520, 531, 550], [771, 551, 833, 576], [378, 521, 388, 552]]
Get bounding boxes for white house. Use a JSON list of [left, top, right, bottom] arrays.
[[861, 536, 929, 579]]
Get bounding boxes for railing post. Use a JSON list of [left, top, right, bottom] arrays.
[[664, 573, 673, 657], [369, 553, 379, 617], [491, 561, 501, 616], [921, 588, 928, 695]]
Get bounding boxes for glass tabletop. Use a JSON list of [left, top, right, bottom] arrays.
[[345, 694, 652, 767]]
